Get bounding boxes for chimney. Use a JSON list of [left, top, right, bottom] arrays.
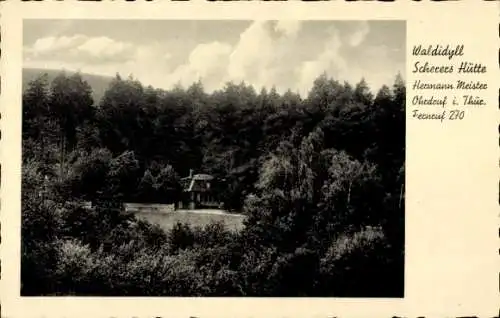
[[189, 169, 193, 178]]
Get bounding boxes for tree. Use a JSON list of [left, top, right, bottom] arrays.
[[23, 74, 60, 169], [155, 165, 181, 203], [353, 78, 373, 106], [50, 72, 94, 179], [137, 169, 156, 203], [21, 68, 405, 297], [106, 150, 141, 202], [69, 148, 113, 200], [97, 75, 146, 155], [21, 160, 62, 295], [23, 73, 51, 141]]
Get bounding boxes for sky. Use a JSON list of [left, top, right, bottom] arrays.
[[23, 20, 405, 95]]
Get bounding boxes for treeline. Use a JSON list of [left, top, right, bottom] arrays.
[[22, 70, 405, 296]]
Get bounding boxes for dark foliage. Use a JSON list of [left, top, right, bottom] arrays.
[[21, 70, 405, 297]]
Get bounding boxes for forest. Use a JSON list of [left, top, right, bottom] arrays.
[[22, 70, 405, 296]]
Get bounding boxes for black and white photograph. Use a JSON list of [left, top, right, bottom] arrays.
[[21, 19, 406, 297]]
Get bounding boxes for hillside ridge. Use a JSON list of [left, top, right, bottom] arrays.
[[23, 68, 114, 104]]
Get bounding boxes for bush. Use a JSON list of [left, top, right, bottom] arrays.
[[52, 239, 97, 294], [192, 221, 235, 248], [238, 246, 279, 296], [21, 169, 63, 295], [169, 222, 196, 252], [317, 226, 396, 297], [69, 148, 113, 199]]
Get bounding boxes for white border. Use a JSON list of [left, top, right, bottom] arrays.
[[1, 1, 498, 317]]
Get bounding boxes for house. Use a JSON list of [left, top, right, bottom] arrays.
[[178, 170, 222, 210]]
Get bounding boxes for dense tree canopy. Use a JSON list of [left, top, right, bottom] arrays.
[[21, 70, 405, 297]]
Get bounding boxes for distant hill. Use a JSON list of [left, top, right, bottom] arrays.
[[22, 68, 114, 105]]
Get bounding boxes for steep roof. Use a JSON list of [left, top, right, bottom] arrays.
[[192, 174, 214, 181], [181, 173, 214, 192]]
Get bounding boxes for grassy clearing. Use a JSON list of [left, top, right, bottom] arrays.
[[135, 209, 246, 231]]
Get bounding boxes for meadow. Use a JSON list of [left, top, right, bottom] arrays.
[[135, 209, 246, 231]]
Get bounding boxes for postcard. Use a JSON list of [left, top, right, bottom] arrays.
[[0, 1, 498, 317]]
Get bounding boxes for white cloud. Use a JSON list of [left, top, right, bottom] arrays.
[[27, 34, 138, 63], [226, 20, 304, 92], [24, 35, 175, 88], [77, 36, 134, 59], [296, 27, 346, 95], [31, 35, 86, 55], [157, 41, 232, 91], [162, 21, 303, 92], [294, 23, 403, 94], [227, 21, 274, 84], [359, 44, 404, 90], [24, 21, 404, 96], [347, 21, 370, 47]]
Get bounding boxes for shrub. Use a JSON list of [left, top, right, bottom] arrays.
[[52, 239, 96, 294], [69, 148, 113, 199], [21, 169, 63, 295], [192, 221, 235, 248], [238, 246, 279, 296], [169, 222, 196, 252], [317, 226, 395, 297]]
